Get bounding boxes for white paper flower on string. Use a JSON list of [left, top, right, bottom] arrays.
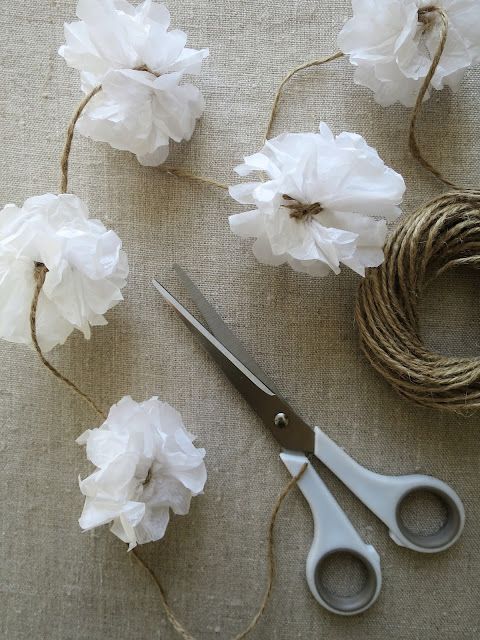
[[338, 0, 480, 107], [0, 193, 128, 352], [59, 0, 209, 165], [229, 123, 405, 277], [77, 396, 207, 550]]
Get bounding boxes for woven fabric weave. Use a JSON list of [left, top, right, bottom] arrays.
[[0, 1, 479, 638]]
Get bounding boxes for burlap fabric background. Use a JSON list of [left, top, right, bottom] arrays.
[[1, 1, 479, 638]]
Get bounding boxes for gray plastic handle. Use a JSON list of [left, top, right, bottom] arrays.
[[314, 427, 465, 553], [280, 451, 382, 615]]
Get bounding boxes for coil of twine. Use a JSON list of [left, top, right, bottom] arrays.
[[354, 6, 480, 413], [356, 190, 480, 413]]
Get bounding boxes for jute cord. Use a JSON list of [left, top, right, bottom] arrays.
[[264, 50, 344, 142], [356, 190, 480, 413], [60, 6, 461, 199], [34, 57, 303, 640], [354, 5, 480, 412], [60, 86, 101, 194], [283, 195, 324, 220], [30, 263, 107, 420], [409, 6, 457, 188], [132, 462, 308, 640], [34, 80, 310, 633]]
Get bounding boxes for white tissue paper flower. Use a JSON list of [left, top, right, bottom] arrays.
[[338, 0, 480, 107], [59, 0, 209, 165], [229, 123, 405, 277], [0, 193, 128, 352], [77, 396, 207, 550]]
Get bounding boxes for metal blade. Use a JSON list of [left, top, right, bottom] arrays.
[[152, 278, 315, 453], [173, 265, 281, 396]]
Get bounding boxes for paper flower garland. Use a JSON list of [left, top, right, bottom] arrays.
[[0, 193, 128, 352], [338, 0, 480, 107], [77, 396, 207, 550], [229, 123, 405, 277], [59, 0, 209, 165]]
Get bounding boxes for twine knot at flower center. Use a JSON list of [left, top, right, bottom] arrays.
[[34, 262, 48, 287], [418, 5, 441, 32], [283, 196, 323, 221], [143, 466, 153, 487], [133, 64, 161, 78], [142, 467, 152, 487]]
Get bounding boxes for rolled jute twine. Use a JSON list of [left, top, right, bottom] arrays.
[[355, 6, 480, 413], [356, 190, 480, 413], [27, 4, 475, 636]]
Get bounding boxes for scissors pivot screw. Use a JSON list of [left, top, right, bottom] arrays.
[[274, 412, 289, 429]]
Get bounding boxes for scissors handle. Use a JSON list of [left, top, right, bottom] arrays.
[[314, 428, 465, 553], [280, 452, 382, 616]]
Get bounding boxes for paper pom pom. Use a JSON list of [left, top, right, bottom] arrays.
[[59, 0, 208, 165], [77, 396, 207, 550], [338, 0, 480, 107], [0, 193, 128, 352], [229, 123, 405, 277]]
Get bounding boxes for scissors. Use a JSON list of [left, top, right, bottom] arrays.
[[152, 266, 465, 616]]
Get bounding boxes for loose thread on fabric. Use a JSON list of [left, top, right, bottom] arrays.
[[355, 189, 480, 413], [132, 462, 308, 640], [30, 263, 107, 421]]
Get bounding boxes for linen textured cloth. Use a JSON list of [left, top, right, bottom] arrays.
[[0, 1, 479, 638]]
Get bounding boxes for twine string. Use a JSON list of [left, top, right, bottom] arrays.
[[60, 8, 461, 196], [132, 462, 308, 640], [30, 263, 107, 420], [264, 6, 466, 189], [284, 195, 324, 220], [264, 50, 344, 142], [409, 6, 456, 188], [163, 166, 228, 191], [60, 86, 101, 194], [355, 5, 480, 410]]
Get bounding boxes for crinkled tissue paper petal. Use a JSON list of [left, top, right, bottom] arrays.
[[77, 396, 207, 550], [338, 0, 480, 107], [229, 122, 405, 277], [0, 193, 128, 352], [59, 0, 209, 164]]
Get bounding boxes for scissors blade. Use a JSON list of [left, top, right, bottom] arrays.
[[152, 278, 315, 453], [173, 265, 281, 396]]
